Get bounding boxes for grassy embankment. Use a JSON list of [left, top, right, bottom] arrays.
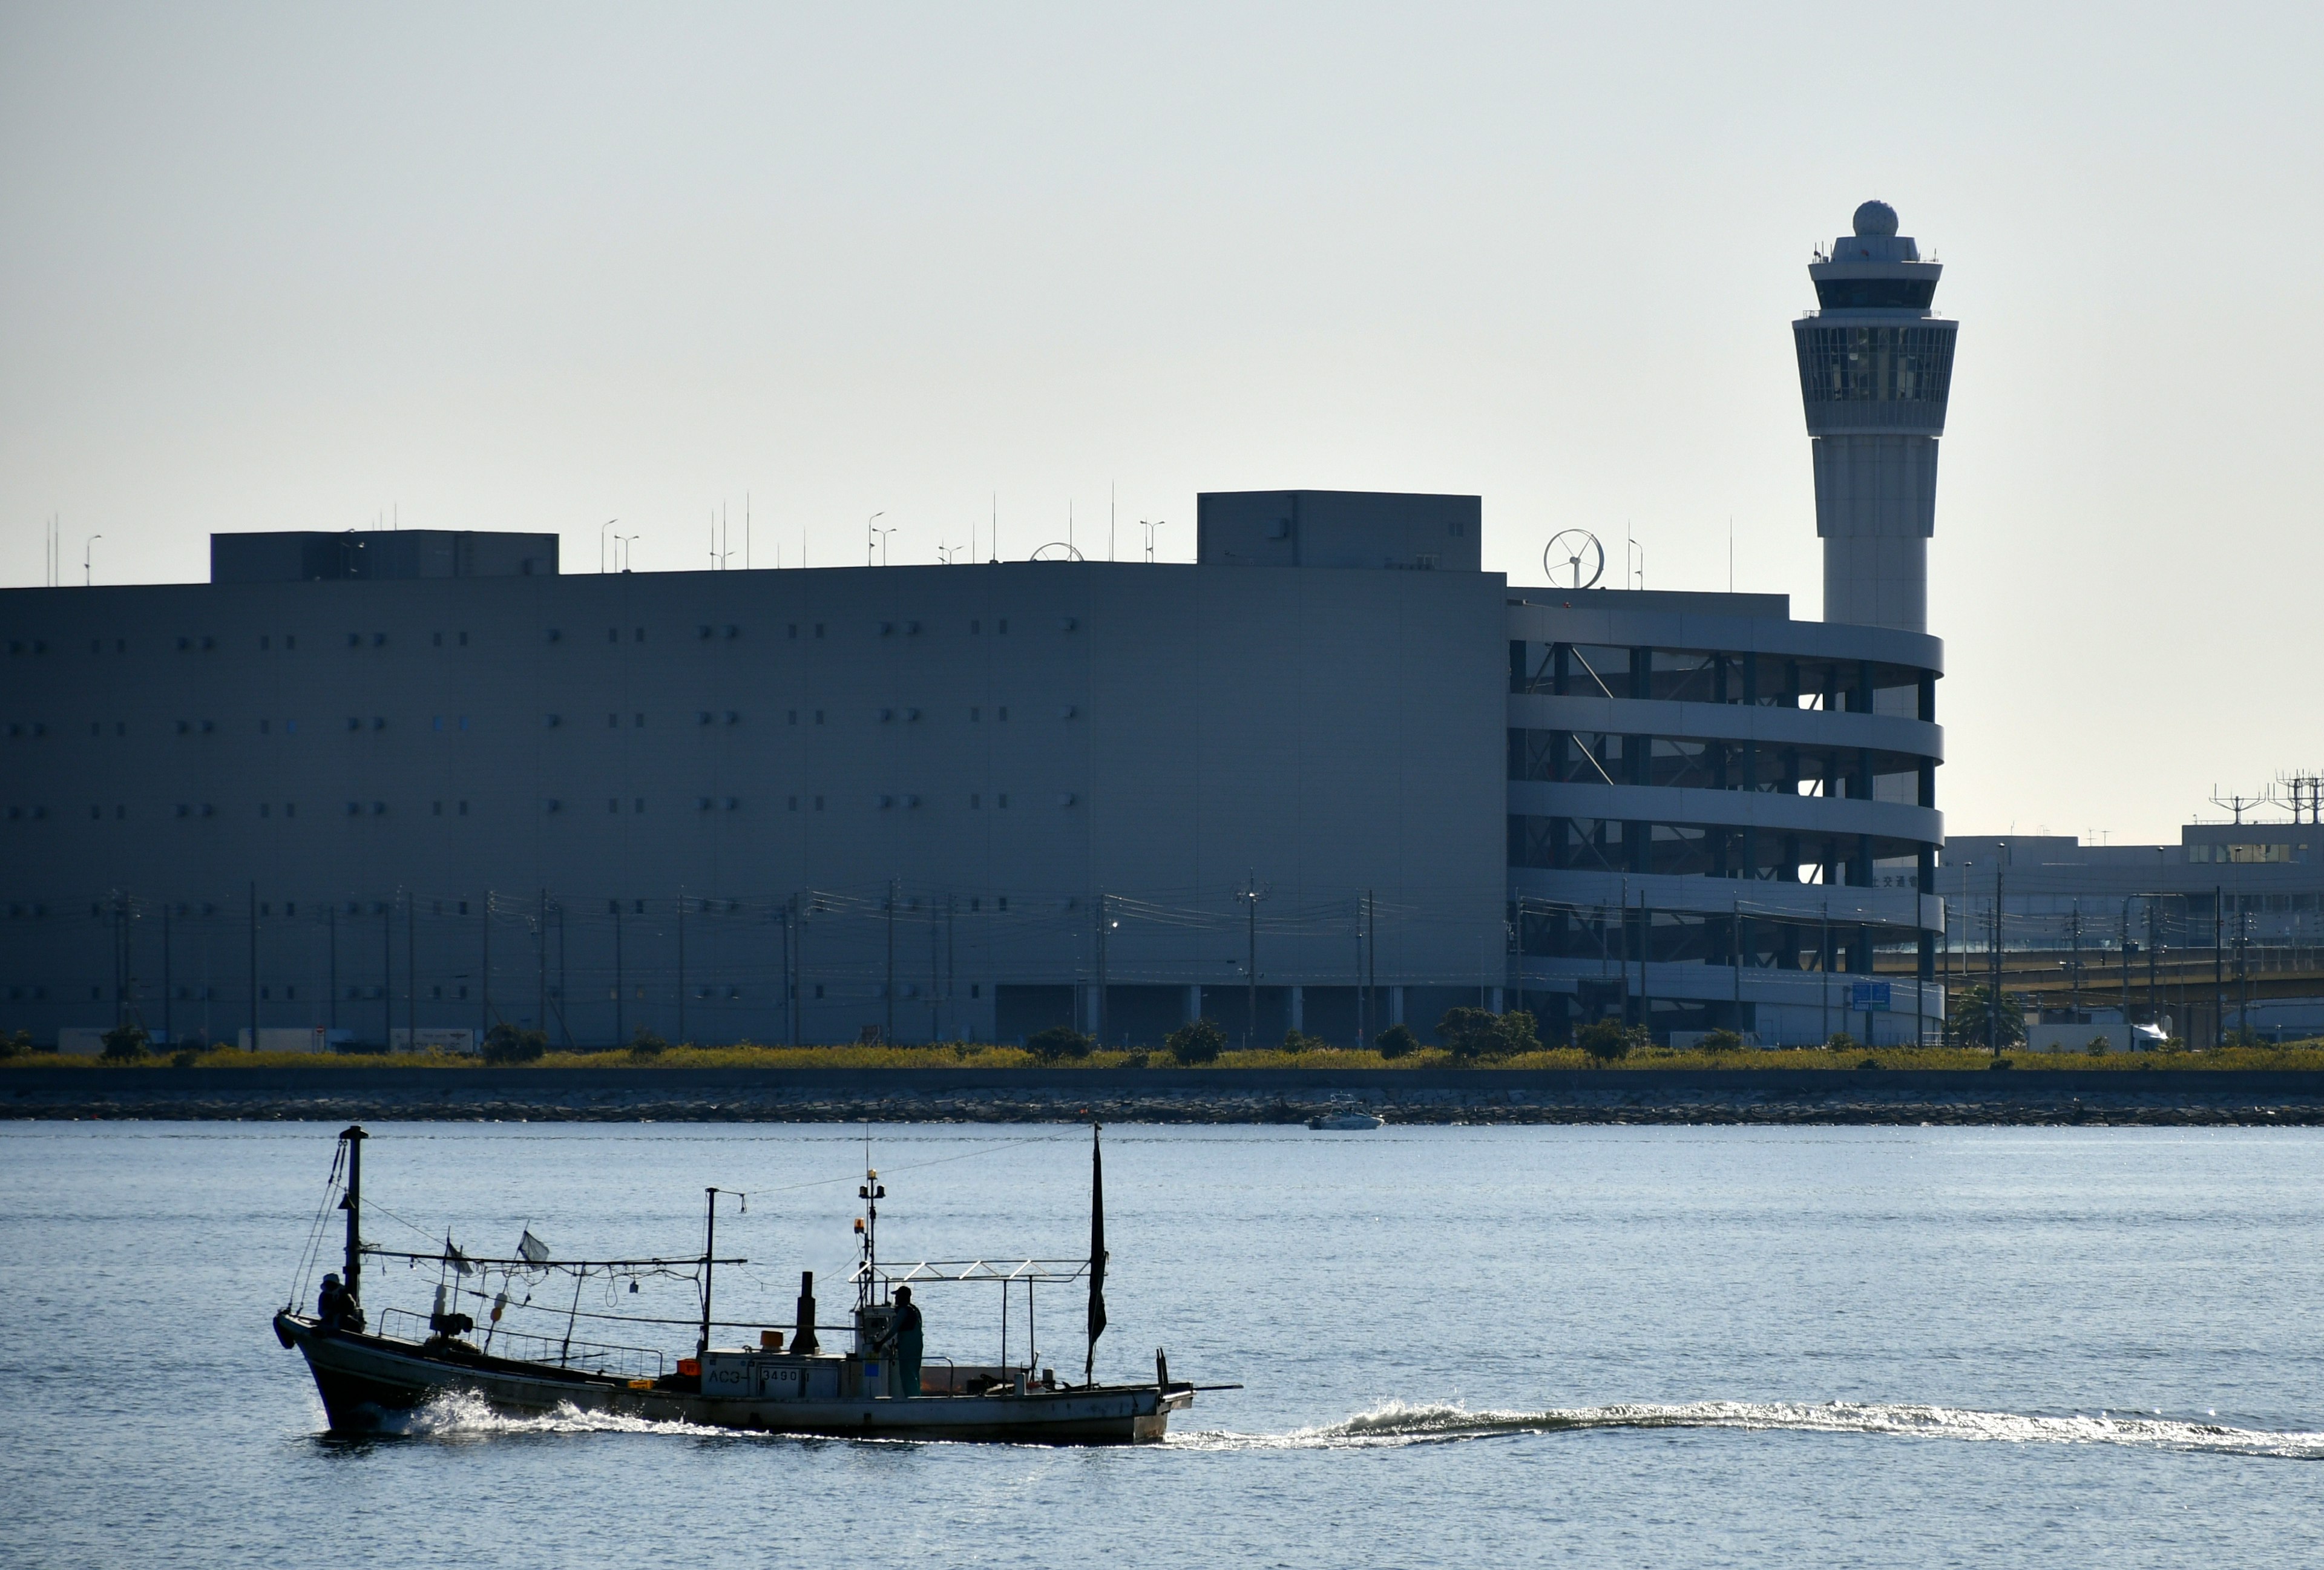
[[15, 1042, 2324, 1072]]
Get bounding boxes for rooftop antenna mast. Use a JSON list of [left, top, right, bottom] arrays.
[[2210, 784, 2277, 825], [2277, 769, 2323, 824]]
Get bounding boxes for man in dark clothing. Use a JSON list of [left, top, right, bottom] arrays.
[[873, 1286, 924, 1399], [317, 1272, 364, 1332]]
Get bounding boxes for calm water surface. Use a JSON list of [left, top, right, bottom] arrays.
[[3, 1121, 2321, 1567]]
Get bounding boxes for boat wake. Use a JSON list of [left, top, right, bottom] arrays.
[[1175, 1399, 2324, 1460], [376, 1389, 732, 1441]]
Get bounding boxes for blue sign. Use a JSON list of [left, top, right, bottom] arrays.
[[1850, 980, 1892, 1011]]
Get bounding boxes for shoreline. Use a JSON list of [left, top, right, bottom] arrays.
[[10, 1065, 2324, 1126]]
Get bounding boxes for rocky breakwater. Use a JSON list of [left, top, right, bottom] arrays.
[[9, 1065, 2324, 1125]]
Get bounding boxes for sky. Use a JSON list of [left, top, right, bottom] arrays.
[[2, 2, 2317, 842]]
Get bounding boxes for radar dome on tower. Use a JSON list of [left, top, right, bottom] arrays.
[[1853, 199, 1900, 237]]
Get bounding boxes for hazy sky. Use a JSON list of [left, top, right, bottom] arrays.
[[3, 2, 2317, 842]]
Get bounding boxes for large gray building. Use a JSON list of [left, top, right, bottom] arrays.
[[1, 201, 1953, 1051]]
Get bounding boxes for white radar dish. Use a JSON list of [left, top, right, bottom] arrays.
[[1543, 530, 1604, 590]]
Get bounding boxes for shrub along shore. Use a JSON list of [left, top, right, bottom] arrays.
[[9, 1040, 2324, 1073]]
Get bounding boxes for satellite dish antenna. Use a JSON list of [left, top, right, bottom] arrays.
[[1030, 542, 1085, 562], [1543, 530, 1604, 590]]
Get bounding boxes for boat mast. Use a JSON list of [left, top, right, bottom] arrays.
[[1085, 1123, 1106, 1385], [856, 1163, 884, 1311], [698, 1186, 742, 1357], [340, 1124, 367, 1305], [699, 1187, 717, 1357]]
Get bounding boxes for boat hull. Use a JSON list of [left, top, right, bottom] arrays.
[[275, 1313, 1187, 1443]]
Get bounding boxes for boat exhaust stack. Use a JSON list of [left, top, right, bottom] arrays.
[[793, 1270, 820, 1355]]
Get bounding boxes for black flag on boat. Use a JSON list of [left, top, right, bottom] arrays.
[[1085, 1123, 1107, 1383]]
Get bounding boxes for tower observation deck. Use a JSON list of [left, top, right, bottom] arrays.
[[1793, 200, 1957, 632]]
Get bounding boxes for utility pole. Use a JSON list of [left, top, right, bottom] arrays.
[[1094, 893, 1110, 1047], [1635, 885, 1651, 1042], [2239, 907, 2253, 1042], [1235, 873, 1266, 1050], [248, 881, 259, 1051], [778, 898, 793, 1046], [558, 900, 571, 1050], [2067, 903, 2081, 1017], [2213, 884, 2224, 1048], [537, 888, 548, 1039], [1988, 862, 2004, 1056], [1820, 898, 1831, 1046], [2119, 900, 2133, 1049], [1363, 888, 1376, 1048], [1511, 895, 1526, 1023], [1731, 895, 1742, 1033], [2147, 893, 2161, 1038]]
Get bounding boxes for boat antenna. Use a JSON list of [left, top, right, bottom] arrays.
[[856, 1152, 885, 1311], [1085, 1122, 1107, 1386], [340, 1124, 367, 1310]]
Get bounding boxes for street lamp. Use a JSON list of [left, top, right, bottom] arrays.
[[600, 518, 617, 573], [84, 534, 101, 586], [615, 534, 637, 572], [867, 512, 886, 567]]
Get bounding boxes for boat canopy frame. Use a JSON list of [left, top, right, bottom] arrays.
[[872, 1258, 1092, 1287]]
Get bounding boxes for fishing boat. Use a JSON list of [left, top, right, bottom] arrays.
[[274, 1124, 1222, 1443]]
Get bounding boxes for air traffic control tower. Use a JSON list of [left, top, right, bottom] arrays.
[[1794, 200, 1957, 632]]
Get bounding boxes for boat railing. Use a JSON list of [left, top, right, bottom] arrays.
[[378, 1308, 668, 1381]]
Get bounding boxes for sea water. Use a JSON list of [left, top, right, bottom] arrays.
[[2, 1121, 2319, 1566]]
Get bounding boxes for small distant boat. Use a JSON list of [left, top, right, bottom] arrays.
[[274, 1123, 1226, 1444], [1306, 1112, 1384, 1131]]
